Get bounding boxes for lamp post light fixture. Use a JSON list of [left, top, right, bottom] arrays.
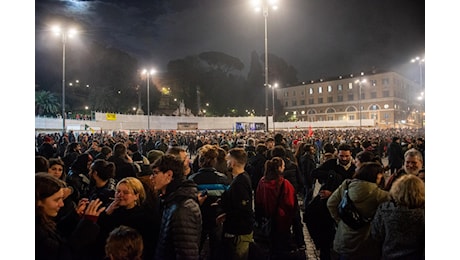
[[411, 56, 425, 91], [52, 25, 77, 134], [142, 68, 156, 131], [252, 0, 279, 132]]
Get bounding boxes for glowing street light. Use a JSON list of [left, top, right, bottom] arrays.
[[52, 25, 77, 134], [252, 0, 279, 132], [411, 56, 425, 90], [142, 68, 157, 131]]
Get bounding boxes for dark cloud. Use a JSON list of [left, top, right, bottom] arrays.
[[35, 0, 424, 82]]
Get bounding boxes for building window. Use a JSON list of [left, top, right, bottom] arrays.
[[292, 100, 297, 106], [371, 113, 378, 120], [327, 96, 333, 103], [348, 93, 354, 101], [382, 78, 389, 85], [337, 95, 343, 102], [309, 88, 313, 95], [318, 97, 323, 104], [309, 98, 314, 105], [319, 86, 323, 94], [301, 90, 304, 96], [293, 91, 296, 96], [300, 100, 305, 105], [349, 115, 355, 120], [338, 84, 343, 91], [284, 91, 289, 97], [328, 85, 332, 92], [285, 101, 288, 107], [326, 108, 335, 113], [348, 82, 353, 90], [371, 92, 377, 98], [383, 90, 389, 97], [371, 80, 377, 87], [327, 116, 334, 121]]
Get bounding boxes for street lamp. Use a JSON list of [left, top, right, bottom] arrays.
[[411, 56, 425, 91], [270, 83, 278, 131], [355, 72, 366, 129], [52, 25, 77, 134], [142, 68, 156, 131], [253, 0, 279, 132]]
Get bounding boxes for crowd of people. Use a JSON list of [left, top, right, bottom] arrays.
[[35, 127, 425, 260]]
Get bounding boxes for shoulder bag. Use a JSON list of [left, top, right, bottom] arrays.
[[337, 180, 372, 230], [254, 180, 285, 243]]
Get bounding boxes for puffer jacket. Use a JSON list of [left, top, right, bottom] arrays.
[[155, 180, 202, 260], [327, 179, 389, 257]]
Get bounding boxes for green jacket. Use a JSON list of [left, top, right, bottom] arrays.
[[327, 179, 389, 256]]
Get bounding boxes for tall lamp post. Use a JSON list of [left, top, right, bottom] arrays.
[[355, 73, 366, 129], [411, 56, 425, 128], [411, 56, 425, 90], [253, 0, 278, 132], [52, 25, 77, 134], [142, 68, 156, 131], [270, 83, 278, 131]]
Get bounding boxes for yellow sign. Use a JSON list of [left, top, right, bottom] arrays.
[[106, 113, 117, 121]]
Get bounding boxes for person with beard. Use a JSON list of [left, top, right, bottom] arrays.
[[306, 143, 356, 260], [66, 153, 93, 204], [88, 159, 117, 208], [384, 148, 424, 190], [150, 154, 202, 259]]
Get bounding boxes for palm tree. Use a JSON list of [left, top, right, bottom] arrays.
[[35, 90, 60, 116]]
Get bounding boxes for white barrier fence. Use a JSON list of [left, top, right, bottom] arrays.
[[35, 112, 375, 133]]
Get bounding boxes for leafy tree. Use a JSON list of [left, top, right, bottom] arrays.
[[198, 51, 244, 74], [35, 90, 60, 116]]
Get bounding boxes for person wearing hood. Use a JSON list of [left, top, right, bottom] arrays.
[[327, 162, 389, 259], [150, 154, 202, 260]]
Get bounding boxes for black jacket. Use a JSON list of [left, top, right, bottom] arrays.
[[155, 180, 202, 260], [221, 172, 254, 235], [36, 213, 100, 260], [188, 167, 230, 230]]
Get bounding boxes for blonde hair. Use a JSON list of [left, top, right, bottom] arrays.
[[390, 174, 425, 208], [117, 177, 146, 205]]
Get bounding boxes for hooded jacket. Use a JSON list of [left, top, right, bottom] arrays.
[[327, 179, 389, 256], [255, 177, 296, 232], [155, 180, 202, 260]]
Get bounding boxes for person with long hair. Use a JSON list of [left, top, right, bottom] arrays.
[[255, 156, 298, 256], [327, 162, 389, 259], [371, 174, 425, 259], [36, 173, 105, 260]]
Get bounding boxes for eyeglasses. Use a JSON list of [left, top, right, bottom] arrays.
[[152, 169, 164, 175]]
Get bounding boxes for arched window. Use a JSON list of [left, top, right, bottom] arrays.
[[345, 106, 357, 112], [326, 108, 336, 113]]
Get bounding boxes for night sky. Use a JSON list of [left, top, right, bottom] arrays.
[[35, 0, 425, 85]]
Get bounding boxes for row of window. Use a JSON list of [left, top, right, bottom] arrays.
[[284, 78, 391, 97], [286, 91, 391, 106]]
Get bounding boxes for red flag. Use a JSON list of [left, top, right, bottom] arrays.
[[308, 125, 313, 137]]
